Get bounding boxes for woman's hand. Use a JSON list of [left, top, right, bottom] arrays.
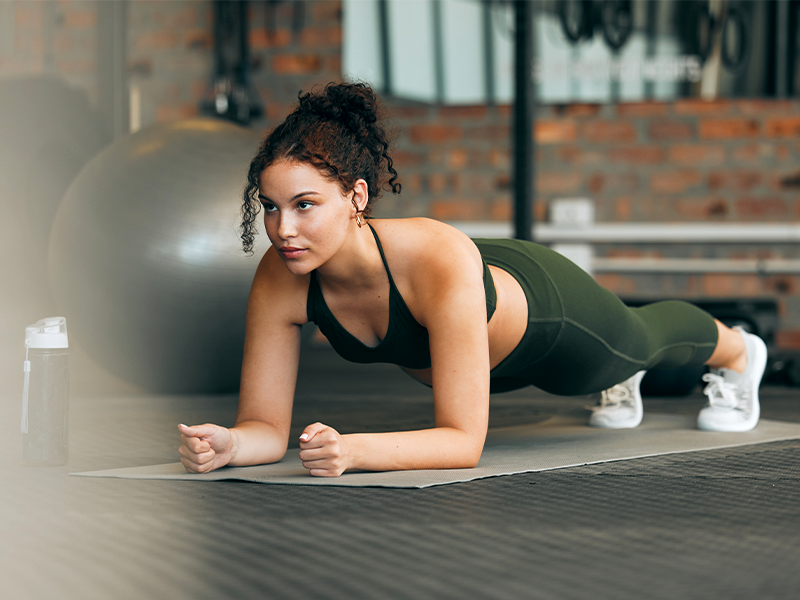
[[298, 423, 351, 477], [178, 423, 236, 474]]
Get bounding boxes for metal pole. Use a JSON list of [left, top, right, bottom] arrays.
[[97, 0, 129, 139], [513, 0, 534, 241]]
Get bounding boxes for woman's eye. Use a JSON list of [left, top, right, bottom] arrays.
[[261, 203, 277, 213], [297, 201, 312, 210]]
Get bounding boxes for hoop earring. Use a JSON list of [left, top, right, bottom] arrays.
[[351, 197, 364, 228]]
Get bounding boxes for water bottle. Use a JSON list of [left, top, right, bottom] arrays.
[[22, 317, 70, 466]]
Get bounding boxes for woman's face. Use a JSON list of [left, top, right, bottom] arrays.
[[258, 159, 353, 275]]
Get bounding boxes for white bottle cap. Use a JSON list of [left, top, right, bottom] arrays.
[[25, 317, 69, 349]]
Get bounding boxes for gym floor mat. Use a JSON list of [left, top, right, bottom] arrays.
[[72, 415, 800, 487], [2, 347, 799, 599]]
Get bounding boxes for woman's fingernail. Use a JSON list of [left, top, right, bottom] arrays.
[[299, 433, 309, 441], [179, 423, 188, 428]]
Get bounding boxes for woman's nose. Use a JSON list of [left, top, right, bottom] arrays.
[[277, 213, 297, 238]]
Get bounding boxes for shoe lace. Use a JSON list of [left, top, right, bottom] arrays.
[[597, 383, 633, 409], [702, 373, 741, 410]]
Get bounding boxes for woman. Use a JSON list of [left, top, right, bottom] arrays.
[[178, 83, 767, 477]]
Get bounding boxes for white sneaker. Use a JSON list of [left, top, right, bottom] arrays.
[[589, 370, 646, 429], [697, 327, 767, 432]]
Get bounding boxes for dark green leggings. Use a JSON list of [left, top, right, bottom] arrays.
[[474, 239, 719, 395]]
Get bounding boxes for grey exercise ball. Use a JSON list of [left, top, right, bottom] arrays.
[[49, 119, 265, 393]]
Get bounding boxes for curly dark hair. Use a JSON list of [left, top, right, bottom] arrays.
[[240, 82, 401, 255]]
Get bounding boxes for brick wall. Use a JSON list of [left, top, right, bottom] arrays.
[[3, 0, 800, 348]]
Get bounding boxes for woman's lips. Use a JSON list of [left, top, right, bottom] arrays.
[[279, 246, 306, 259]]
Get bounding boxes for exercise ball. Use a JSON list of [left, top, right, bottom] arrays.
[[49, 119, 265, 393]]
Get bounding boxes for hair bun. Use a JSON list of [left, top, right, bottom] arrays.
[[298, 82, 378, 136]]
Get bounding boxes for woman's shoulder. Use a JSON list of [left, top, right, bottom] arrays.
[[372, 217, 475, 253], [371, 218, 483, 282]]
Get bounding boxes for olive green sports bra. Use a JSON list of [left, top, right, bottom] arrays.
[[306, 224, 497, 369]]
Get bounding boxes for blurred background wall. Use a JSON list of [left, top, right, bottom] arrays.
[[2, 0, 800, 396]]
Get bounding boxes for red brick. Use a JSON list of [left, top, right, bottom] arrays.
[[675, 197, 729, 220], [426, 173, 459, 194], [556, 103, 601, 117], [615, 196, 632, 220], [766, 276, 798, 295], [674, 99, 731, 114], [535, 120, 577, 144], [409, 124, 461, 144], [594, 274, 638, 295], [556, 146, 605, 165], [496, 104, 513, 118], [249, 28, 291, 49], [702, 274, 761, 297], [735, 197, 788, 218], [735, 100, 795, 114], [63, 9, 97, 28], [649, 170, 702, 194], [582, 121, 637, 143], [776, 329, 800, 350], [401, 173, 422, 195], [607, 146, 664, 164], [389, 105, 431, 119], [465, 124, 509, 141], [648, 120, 694, 141], [699, 118, 759, 139], [731, 143, 779, 163], [326, 55, 342, 74], [488, 148, 510, 168], [533, 200, 548, 222], [490, 197, 513, 221], [311, 0, 342, 23], [438, 105, 488, 119], [668, 144, 725, 165], [447, 148, 468, 169], [536, 172, 582, 194], [494, 174, 511, 191], [265, 102, 290, 121], [391, 150, 426, 167], [588, 173, 638, 194], [134, 31, 179, 51], [708, 170, 762, 191], [300, 27, 342, 47], [775, 170, 800, 191], [616, 102, 670, 117], [271, 54, 323, 74], [429, 199, 485, 220], [764, 117, 800, 137]]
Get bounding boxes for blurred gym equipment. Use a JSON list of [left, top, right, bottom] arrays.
[[49, 119, 263, 393]]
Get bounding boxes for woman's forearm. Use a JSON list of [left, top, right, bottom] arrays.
[[343, 427, 486, 472], [228, 420, 289, 467]]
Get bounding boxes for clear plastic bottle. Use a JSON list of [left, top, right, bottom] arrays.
[[22, 317, 70, 466]]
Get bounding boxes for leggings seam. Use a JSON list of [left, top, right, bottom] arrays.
[[564, 318, 717, 369]]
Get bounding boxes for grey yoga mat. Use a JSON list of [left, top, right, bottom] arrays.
[[73, 414, 800, 488]]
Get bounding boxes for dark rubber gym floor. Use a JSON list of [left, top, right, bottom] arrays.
[[2, 345, 799, 600]]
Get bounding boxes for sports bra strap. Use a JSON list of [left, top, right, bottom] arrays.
[[367, 223, 398, 289]]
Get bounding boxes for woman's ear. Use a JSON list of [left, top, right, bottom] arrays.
[[352, 179, 369, 213]]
